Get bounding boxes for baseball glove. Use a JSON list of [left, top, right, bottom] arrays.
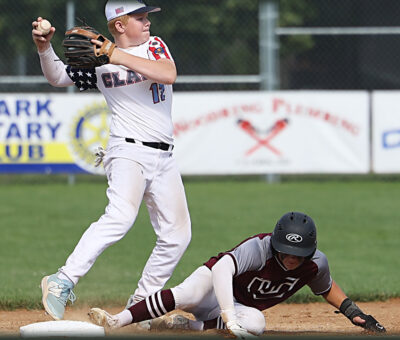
[[62, 26, 116, 68]]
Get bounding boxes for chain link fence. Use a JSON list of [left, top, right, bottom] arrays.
[[1, 0, 400, 92]]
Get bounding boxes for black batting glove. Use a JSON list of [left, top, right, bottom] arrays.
[[356, 314, 386, 333], [339, 298, 386, 333]]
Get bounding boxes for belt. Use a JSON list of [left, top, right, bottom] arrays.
[[125, 138, 174, 151]]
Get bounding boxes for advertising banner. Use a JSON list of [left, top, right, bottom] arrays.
[[0, 91, 370, 175], [372, 92, 400, 173], [0, 94, 109, 174], [172, 91, 370, 174]]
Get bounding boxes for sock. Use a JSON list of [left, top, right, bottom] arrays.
[[204, 316, 226, 330], [115, 310, 133, 327], [56, 272, 74, 284], [128, 289, 175, 323]]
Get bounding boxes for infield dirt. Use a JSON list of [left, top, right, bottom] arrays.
[[1, 299, 399, 337]]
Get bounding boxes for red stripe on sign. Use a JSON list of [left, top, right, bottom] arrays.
[[154, 37, 171, 59]]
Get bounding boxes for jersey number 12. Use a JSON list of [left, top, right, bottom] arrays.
[[150, 83, 166, 104]]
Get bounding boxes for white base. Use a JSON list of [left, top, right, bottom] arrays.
[[20, 320, 105, 337]]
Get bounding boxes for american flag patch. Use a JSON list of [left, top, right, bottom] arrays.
[[115, 7, 124, 15]]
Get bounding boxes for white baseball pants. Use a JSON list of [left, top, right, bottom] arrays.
[[172, 266, 266, 335], [60, 142, 191, 300]]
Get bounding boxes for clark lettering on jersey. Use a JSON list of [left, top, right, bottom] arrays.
[[101, 71, 147, 88], [66, 66, 147, 90]]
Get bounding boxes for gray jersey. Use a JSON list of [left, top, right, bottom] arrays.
[[205, 233, 332, 310]]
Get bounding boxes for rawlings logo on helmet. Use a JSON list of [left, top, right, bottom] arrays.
[[271, 212, 317, 257], [285, 233, 303, 243]]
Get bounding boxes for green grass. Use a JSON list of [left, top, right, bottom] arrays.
[[0, 175, 399, 309]]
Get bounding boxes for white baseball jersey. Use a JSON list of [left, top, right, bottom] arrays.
[[66, 36, 174, 144]]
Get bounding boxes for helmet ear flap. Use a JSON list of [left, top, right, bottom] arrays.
[[270, 242, 278, 256], [305, 248, 316, 260]]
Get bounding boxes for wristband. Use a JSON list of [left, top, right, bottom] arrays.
[[339, 298, 362, 322]]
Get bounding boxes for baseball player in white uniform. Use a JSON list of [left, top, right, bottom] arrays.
[[88, 212, 385, 338], [31, 0, 191, 321]]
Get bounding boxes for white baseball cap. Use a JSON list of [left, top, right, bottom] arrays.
[[105, 0, 161, 21]]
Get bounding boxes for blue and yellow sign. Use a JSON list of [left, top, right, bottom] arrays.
[[0, 94, 109, 174]]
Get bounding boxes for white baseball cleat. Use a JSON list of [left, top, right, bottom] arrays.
[[150, 313, 190, 330], [88, 308, 119, 329]]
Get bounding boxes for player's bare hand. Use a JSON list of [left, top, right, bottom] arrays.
[[353, 315, 386, 333], [226, 321, 257, 339], [91, 39, 118, 64], [32, 17, 55, 52], [91, 39, 103, 47], [352, 316, 365, 325]]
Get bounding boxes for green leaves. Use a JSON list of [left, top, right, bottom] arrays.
[[4, 0, 320, 85]]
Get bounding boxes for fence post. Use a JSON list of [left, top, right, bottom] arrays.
[[259, 0, 279, 91], [66, 0, 75, 95], [259, 0, 280, 183], [67, 0, 76, 184]]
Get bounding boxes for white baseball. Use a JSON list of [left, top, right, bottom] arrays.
[[37, 19, 51, 35]]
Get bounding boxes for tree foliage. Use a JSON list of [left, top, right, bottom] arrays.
[[279, 0, 318, 57], [1, 0, 316, 77]]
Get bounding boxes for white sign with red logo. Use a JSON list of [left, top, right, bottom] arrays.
[[372, 92, 400, 173], [172, 91, 369, 174]]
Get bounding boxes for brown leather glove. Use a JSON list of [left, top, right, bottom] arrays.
[[63, 26, 115, 68]]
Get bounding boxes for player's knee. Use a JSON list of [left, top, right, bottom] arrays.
[[168, 218, 191, 248], [101, 205, 137, 231], [236, 307, 265, 335]]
